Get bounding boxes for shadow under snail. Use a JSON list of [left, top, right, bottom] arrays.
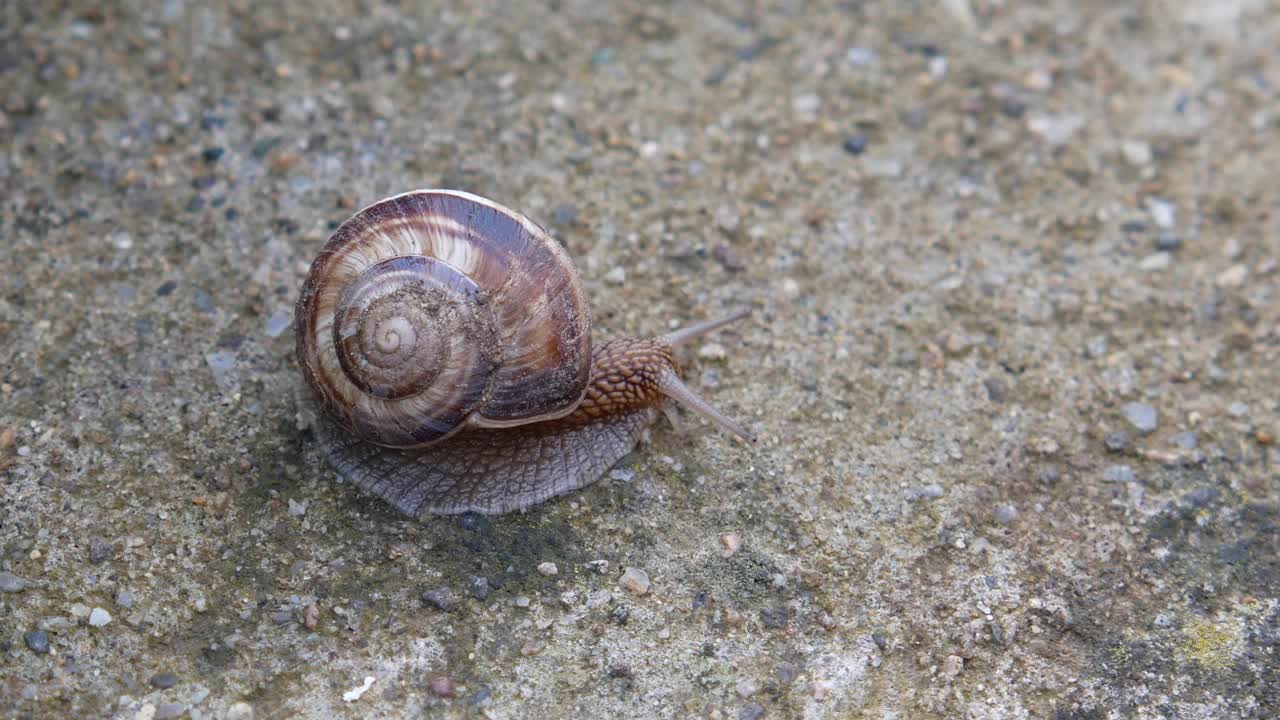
[[295, 189, 755, 516]]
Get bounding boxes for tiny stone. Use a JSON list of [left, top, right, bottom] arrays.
[[303, 603, 320, 630], [287, 498, 307, 517], [1216, 264, 1248, 287], [88, 607, 112, 627], [468, 576, 491, 600], [909, 484, 945, 500], [537, 562, 558, 576], [151, 673, 179, 689], [1038, 466, 1060, 485], [1122, 402, 1158, 434], [429, 675, 456, 699], [735, 678, 758, 698], [619, 567, 650, 595], [607, 665, 632, 679], [70, 603, 91, 619], [697, 342, 727, 361], [1156, 233, 1182, 252], [1103, 465, 1136, 483], [520, 639, 545, 656], [872, 633, 887, 650], [514, 595, 531, 608], [983, 378, 1006, 403], [776, 662, 799, 684], [738, 703, 765, 720], [761, 606, 787, 629], [712, 244, 745, 272], [724, 608, 745, 626], [1120, 139, 1152, 166], [422, 588, 454, 612], [115, 590, 135, 608], [0, 571, 27, 592], [226, 702, 253, 720], [89, 537, 113, 564], [1170, 431, 1198, 450], [1153, 613, 1174, 629], [25, 630, 49, 654], [1228, 402, 1249, 417], [610, 605, 631, 625], [842, 134, 868, 155], [994, 504, 1018, 525], [263, 309, 292, 338], [1139, 252, 1171, 271], [1146, 197, 1176, 229], [604, 266, 626, 285], [845, 47, 877, 66], [792, 93, 821, 114], [1104, 431, 1131, 453], [269, 611, 292, 625], [942, 655, 963, 678], [155, 704, 186, 720], [202, 147, 225, 163], [1085, 335, 1109, 358], [720, 532, 742, 558], [608, 468, 634, 482]]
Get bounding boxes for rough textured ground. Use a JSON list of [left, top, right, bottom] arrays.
[[2, 1, 1278, 718]]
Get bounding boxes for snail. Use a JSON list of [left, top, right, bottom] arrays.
[[295, 189, 755, 516]]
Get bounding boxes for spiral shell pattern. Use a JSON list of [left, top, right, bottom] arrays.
[[296, 190, 592, 449]]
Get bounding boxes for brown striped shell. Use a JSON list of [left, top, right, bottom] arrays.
[[295, 190, 592, 449]]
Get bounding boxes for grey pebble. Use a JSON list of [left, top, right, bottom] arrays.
[[738, 703, 765, 720], [1155, 233, 1182, 251], [88, 537, 113, 564], [872, 632, 887, 650], [1170, 431, 1198, 450], [1181, 487, 1219, 509], [775, 661, 799, 684], [155, 702, 186, 720], [115, 590, 135, 608], [1104, 431, 1131, 453], [468, 576, 491, 601], [151, 672, 179, 689], [983, 378, 1006, 403], [1122, 402, 1158, 434], [0, 571, 27, 592], [1085, 336, 1109, 358], [1103, 465, 1136, 483], [908, 484, 945, 500], [269, 611, 293, 625], [25, 630, 49, 654], [422, 588, 455, 612], [263, 309, 292, 338], [1037, 466, 1061, 486], [994, 504, 1019, 524], [761, 606, 787, 629], [193, 287, 215, 314], [842, 134, 868, 155]]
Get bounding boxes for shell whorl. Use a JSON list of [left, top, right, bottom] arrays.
[[295, 190, 592, 449]]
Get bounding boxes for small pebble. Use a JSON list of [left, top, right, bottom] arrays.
[[721, 532, 742, 558], [287, 498, 307, 517], [520, 639, 545, 656], [88, 608, 112, 627], [0, 571, 27, 592], [697, 342, 727, 361], [342, 676, 375, 703], [151, 673, 179, 689], [1120, 139, 1152, 166], [842, 135, 868, 155], [155, 704, 185, 720], [1104, 431, 1131, 453], [468, 576, 491, 601], [1216, 264, 1248, 287], [115, 590, 135, 608], [88, 537, 113, 564], [619, 567, 650, 595], [422, 588, 454, 612], [604, 267, 626, 285], [994, 504, 1018, 525], [1123, 402, 1158, 434], [845, 47, 877, 66], [738, 703, 765, 720], [1156, 233, 1182, 252], [25, 630, 50, 654], [1228, 402, 1249, 418], [429, 675, 456, 699], [776, 662, 799, 684], [761, 606, 787, 629], [1139, 252, 1171, 271], [1146, 197, 1176, 229], [0, 426, 15, 448], [537, 562, 558, 576], [724, 608, 745, 626], [735, 678, 758, 697], [304, 603, 320, 630], [908, 484, 945, 500], [1038, 466, 1060, 486], [226, 702, 253, 720], [1103, 465, 1137, 483], [202, 147, 225, 163], [264, 309, 292, 338], [1170, 431, 1198, 450], [983, 378, 1006, 403], [712, 244, 745, 272], [514, 595, 531, 608]]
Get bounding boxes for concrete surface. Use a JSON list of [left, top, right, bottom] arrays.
[[2, 1, 1278, 718]]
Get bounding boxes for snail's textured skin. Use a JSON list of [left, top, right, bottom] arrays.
[[316, 337, 672, 515]]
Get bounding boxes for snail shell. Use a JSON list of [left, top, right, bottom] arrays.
[[296, 189, 754, 516]]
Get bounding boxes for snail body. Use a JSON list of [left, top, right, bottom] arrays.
[[296, 189, 753, 516]]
